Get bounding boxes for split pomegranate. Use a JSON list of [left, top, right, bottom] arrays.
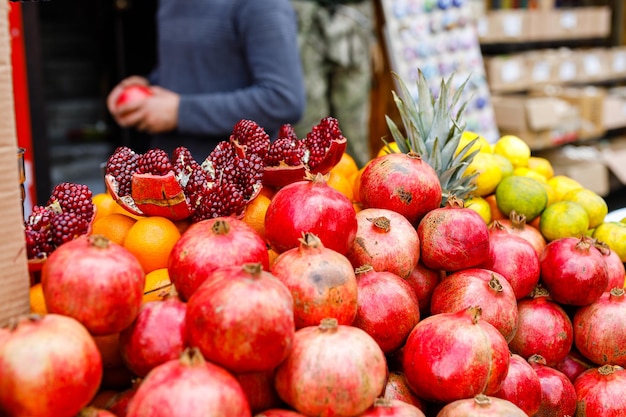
[[481, 221, 541, 300], [417, 196, 490, 272], [430, 268, 519, 342], [168, 216, 269, 300], [573, 287, 626, 367], [115, 85, 152, 107], [41, 234, 145, 335], [118, 293, 188, 377], [186, 263, 295, 373], [436, 394, 527, 417], [383, 371, 427, 411], [508, 286, 573, 366], [264, 172, 357, 255], [404, 261, 442, 316], [496, 210, 546, 257], [271, 233, 358, 328], [539, 235, 609, 306], [234, 369, 284, 414], [358, 152, 442, 225], [352, 265, 420, 353], [574, 364, 626, 417], [345, 208, 420, 278], [0, 314, 103, 417], [527, 354, 577, 417], [274, 318, 387, 416], [402, 306, 510, 403], [491, 353, 542, 416], [126, 348, 251, 416], [358, 398, 426, 416]]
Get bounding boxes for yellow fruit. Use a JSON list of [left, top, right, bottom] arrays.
[[539, 201, 590, 242], [330, 152, 360, 179], [464, 195, 492, 224], [464, 153, 503, 197], [513, 167, 548, 183], [540, 181, 558, 208], [562, 188, 608, 229], [493, 135, 531, 168], [495, 175, 548, 221], [492, 154, 514, 178], [456, 131, 493, 157], [326, 171, 354, 201], [592, 221, 626, 262], [547, 175, 584, 202], [377, 142, 400, 158], [527, 156, 554, 179], [143, 267, 173, 303]]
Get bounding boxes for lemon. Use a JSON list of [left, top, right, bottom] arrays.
[[540, 181, 558, 208], [464, 195, 492, 224], [493, 135, 531, 168], [456, 130, 493, 157], [539, 201, 590, 242], [495, 175, 548, 221], [562, 188, 608, 229], [492, 154, 514, 178], [377, 142, 400, 158], [513, 167, 548, 184], [547, 175, 584, 202], [527, 156, 554, 179], [464, 153, 503, 197], [593, 221, 626, 262]]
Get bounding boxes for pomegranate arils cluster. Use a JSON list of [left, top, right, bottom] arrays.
[[106, 146, 139, 197], [24, 182, 95, 260], [137, 149, 174, 175]]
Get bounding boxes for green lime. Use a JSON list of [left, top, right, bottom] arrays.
[[539, 201, 590, 242], [562, 188, 608, 229], [495, 175, 548, 221]]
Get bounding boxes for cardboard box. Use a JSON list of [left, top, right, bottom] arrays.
[[0, 1, 31, 327], [577, 48, 611, 83], [585, 6, 612, 39], [602, 93, 626, 130], [541, 145, 610, 196], [484, 55, 528, 93], [478, 10, 529, 44], [609, 47, 626, 79]]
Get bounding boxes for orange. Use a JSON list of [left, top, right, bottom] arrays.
[[111, 202, 147, 221], [241, 193, 272, 239], [331, 152, 360, 179], [350, 164, 369, 203], [123, 216, 182, 274], [142, 267, 173, 303], [485, 193, 506, 222], [92, 192, 117, 222], [268, 248, 280, 268], [29, 283, 47, 315], [91, 213, 137, 246], [326, 171, 354, 201], [258, 185, 277, 200]]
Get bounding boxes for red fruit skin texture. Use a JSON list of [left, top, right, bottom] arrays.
[[496, 217, 546, 258], [480, 227, 541, 300], [491, 354, 542, 416], [358, 398, 426, 416], [271, 234, 358, 329], [404, 261, 442, 316], [528, 356, 577, 417], [119, 296, 188, 377], [508, 293, 573, 367], [264, 174, 357, 255], [574, 365, 626, 417], [573, 288, 626, 367], [603, 247, 626, 291], [234, 369, 284, 414], [274, 320, 387, 417], [402, 307, 510, 404], [0, 314, 103, 417], [358, 153, 442, 226], [168, 217, 269, 301], [352, 268, 420, 354], [115, 85, 152, 107], [130, 171, 192, 221], [126, 350, 251, 417], [383, 371, 427, 411], [186, 264, 295, 374], [346, 208, 420, 279], [555, 350, 594, 384], [436, 395, 527, 417], [254, 410, 307, 417], [417, 204, 490, 272], [539, 237, 609, 306], [429, 268, 519, 342], [41, 235, 145, 336]]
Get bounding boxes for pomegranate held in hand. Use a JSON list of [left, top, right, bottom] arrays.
[[115, 85, 152, 107]]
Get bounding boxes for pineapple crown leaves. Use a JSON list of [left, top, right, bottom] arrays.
[[385, 69, 479, 203]]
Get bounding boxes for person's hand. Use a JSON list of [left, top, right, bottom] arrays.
[[131, 86, 180, 134], [106, 76, 150, 119]]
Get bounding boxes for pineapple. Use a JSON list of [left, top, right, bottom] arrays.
[[385, 69, 479, 204]]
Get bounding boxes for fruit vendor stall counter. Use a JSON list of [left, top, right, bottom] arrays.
[[0, 0, 32, 327]]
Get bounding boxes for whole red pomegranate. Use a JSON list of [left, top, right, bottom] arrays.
[[91, 332, 133, 391], [358, 398, 426, 416], [118, 294, 188, 377], [383, 371, 426, 411], [417, 197, 490, 272], [271, 233, 358, 328], [115, 85, 152, 107], [539, 236, 609, 306], [234, 369, 283, 414], [527, 354, 577, 417], [555, 349, 594, 384], [508, 286, 573, 366], [186, 263, 294, 373], [0, 314, 103, 417], [574, 364, 626, 417], [573, 287, 626, 367], [254, 410, 307, 417], [491, 353, 542, 416], [358, 152, 442, 225], [352, 266, 420, 353], [404, 261, 442, 316], [42, 234, 145, 335], [168, 217, 269, 300], [402, 306, 510, 403], [594, 239, 626, 290], [126, 348, 251, 416], [264, 172, 357, 254], [496, 210, 546, 257], [481, 221, 541, 300], [430, 268, 519, 342], [346, 208, 420, 278], [436, 394, 527, 417], [274, 318, 387, 417]]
